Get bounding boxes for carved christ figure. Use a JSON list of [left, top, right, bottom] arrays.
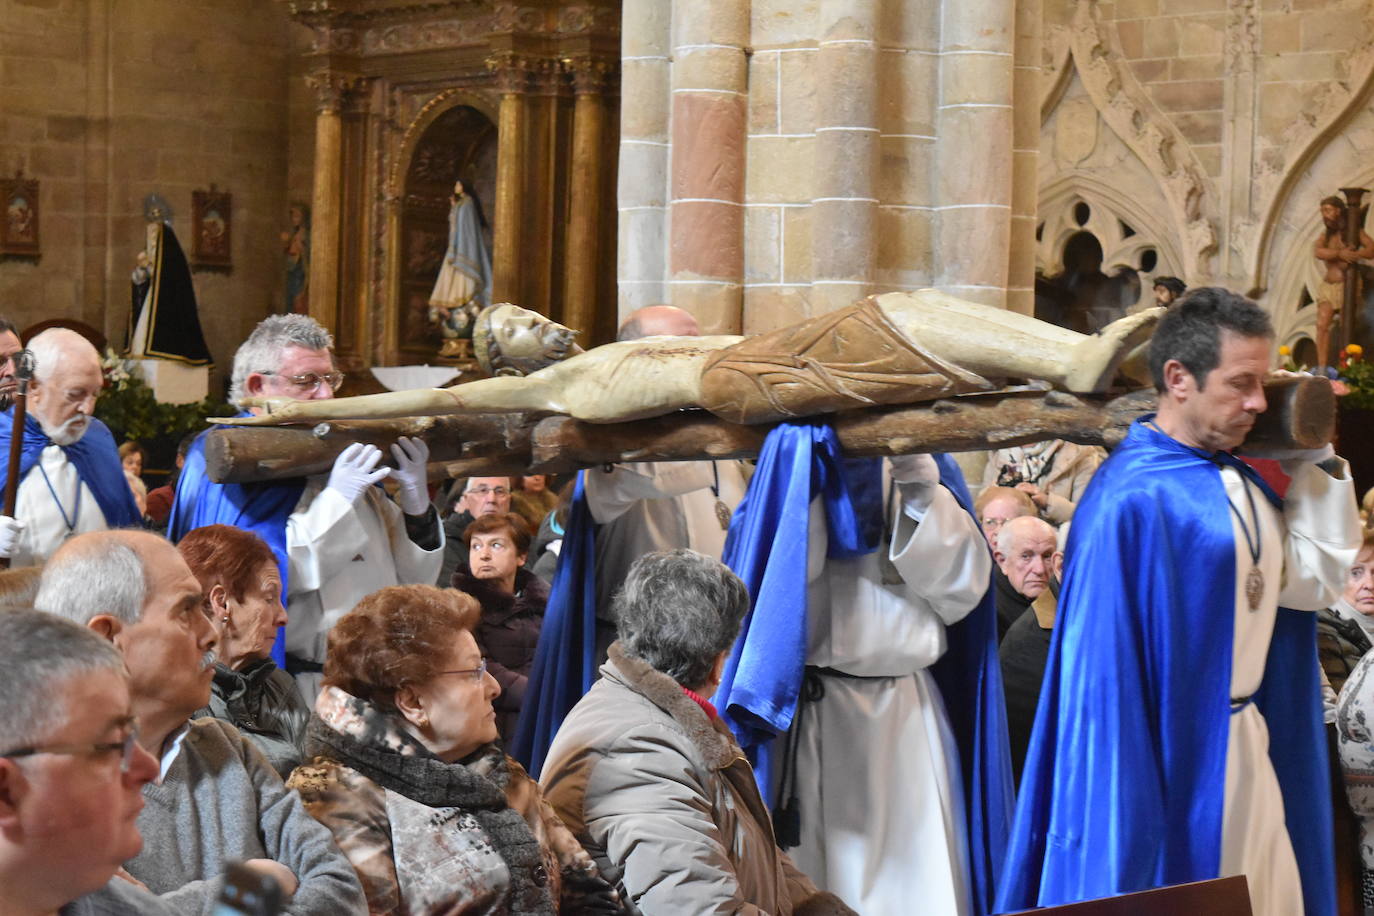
[[223, 290, 1163, 428], [1314, 195, 1374, 368]]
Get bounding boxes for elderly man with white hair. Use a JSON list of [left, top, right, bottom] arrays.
[[0, 327, 141, 566], [171, 314, 443, 704], [0, 609, 180, 915], [36, 528, 365, 915]]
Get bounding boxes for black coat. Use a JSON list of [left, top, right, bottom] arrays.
[[193, 658, 309, 777], [451, 568, 551, 742]]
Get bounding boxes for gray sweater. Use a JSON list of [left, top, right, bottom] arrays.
[[61, 877, 182, 915], [127, 718, 365, 915]]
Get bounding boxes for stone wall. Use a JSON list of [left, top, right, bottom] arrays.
[[0, 0, 294, 392]]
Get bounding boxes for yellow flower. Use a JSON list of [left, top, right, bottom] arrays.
[[1349, 344, 1364, 356], [1278, 345, 1291, 356]]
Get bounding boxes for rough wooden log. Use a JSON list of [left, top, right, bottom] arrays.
[[203, 377, 1334, 483]]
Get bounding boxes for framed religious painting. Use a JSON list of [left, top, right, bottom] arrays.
[[192, 184, 232, 268], [0, 172, 40, 258]]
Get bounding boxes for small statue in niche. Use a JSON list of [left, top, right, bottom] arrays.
[[427, 179, 492, 359], [282, 202, 310, 315], [128, 194, 212, 366], [1313, 195, 1374, 368]]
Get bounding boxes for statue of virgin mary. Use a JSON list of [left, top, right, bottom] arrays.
[[427, 179, 492, 355]]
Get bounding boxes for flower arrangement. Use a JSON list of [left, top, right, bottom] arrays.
[[94, 349, 227, 443], [1334, 343, 1374, 409]]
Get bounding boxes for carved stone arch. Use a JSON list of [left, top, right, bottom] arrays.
[[386, 88, 500, 201], [1056, 0, 1218, 279], [1248, 42, 1374, 294], [1039, 173, 1184, 305]]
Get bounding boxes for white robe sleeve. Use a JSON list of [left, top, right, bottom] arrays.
[[365, 488, 444, 585], [584, 461, 716, 524], [889, 486, 993, 624], [285, 486, 368, 596], [1277, 457, 1361, 611]]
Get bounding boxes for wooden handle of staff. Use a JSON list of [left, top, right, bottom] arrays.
[[0, 350, 37, 570]]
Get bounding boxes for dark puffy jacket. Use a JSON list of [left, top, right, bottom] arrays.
[[451, 568, 550, 742], [193, 658, 309, 777]]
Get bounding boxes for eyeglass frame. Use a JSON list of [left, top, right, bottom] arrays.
[[465, 485, 510, 498], [258, 370, 346, 394], [433, 658, 489, 683], [3, 721, 142, 774]]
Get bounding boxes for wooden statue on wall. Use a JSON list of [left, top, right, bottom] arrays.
[[191, 184, 232, 269], [282, 202, 310, 314], [427, 179, 492, 359], [0, 171, 39, 259], [1313, 190, 1373, 368]]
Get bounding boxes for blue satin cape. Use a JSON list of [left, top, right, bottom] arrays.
[[713, 422, 1014, 916], [0, 409, 141, 530], [509, 470, 598, 776], [995, 418, 1334, 915], [169, 425, 303, 668]]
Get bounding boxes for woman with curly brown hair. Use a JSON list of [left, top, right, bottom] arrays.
[[287, 584, 622, 915]]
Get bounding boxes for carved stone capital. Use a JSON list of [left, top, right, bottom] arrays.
[[306, 70, 367, 112], [564, 56, 617, 95]]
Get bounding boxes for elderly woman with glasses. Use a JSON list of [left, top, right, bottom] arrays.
[[178, 523, 307, 777], [287, 584, 622, 915], [541, 550, 856, 915]]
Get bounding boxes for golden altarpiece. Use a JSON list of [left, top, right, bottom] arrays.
[[283, 0, 620, 374]]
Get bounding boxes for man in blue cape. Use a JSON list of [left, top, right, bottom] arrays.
[[997, 288, 1361, 916], [0, 329, 140, 566], [171, 315, 442, 688]]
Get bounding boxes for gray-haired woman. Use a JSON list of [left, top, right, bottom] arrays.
[[540, 549, 855, 915]]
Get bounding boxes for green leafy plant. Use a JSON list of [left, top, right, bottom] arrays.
[[1337, 344, 1374, 410], [94, 350, 227, 444]]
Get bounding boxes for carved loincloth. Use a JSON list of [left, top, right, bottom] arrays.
[[699, 297, 996, 425]]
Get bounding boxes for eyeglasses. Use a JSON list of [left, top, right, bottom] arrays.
[[467, 486, 510, 498], [434, 659, 488, 683], [981, 517, 1012, 530], [3, 722, 142, 773], [260, 371, 345, 394]]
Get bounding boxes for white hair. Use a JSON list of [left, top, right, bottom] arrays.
[[996, 515, 1057, 559], [0, 609, 126, 751], [229, 314, 333, 407], [36, 537, 148, 626], [26, 328, 99, 385]]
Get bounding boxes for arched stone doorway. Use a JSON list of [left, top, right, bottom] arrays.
[[395, 104, 498, 364]]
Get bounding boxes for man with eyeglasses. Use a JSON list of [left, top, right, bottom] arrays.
[[437, 476, 513, 585], [0, 328, 142, 567], [36, 529, 365, 914], [171, 314, 444, 707], [0, 316, 23, 410], [0, 609, 180, 915]]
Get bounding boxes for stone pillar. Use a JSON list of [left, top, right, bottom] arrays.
[[564, 58, 614, 337], [489, 57, 529, 304], [935, 0, 1015, 307], [618, 0, 672, 317], [306, 71, 357, 330], [811, 0, 880, 314], [1007, 0, 1042, 315], [668, 0, 748, 334]]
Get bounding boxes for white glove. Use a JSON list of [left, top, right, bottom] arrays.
[[889, 453, 941, 514], [325, 443, 390, 506], [389, 436, 431, 516], [0, 515, 25, 559]]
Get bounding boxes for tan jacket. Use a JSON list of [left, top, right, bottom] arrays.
[[540, 644, 854, 916]]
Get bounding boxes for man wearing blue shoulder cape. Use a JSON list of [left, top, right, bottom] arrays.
[[714, 423, 1013, 916], [0, 329, 140, 566], [171, 315, 443, 698], [997, 288, 1361, 916]]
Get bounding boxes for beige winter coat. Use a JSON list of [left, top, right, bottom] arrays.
[[540, 643, 855, 916]]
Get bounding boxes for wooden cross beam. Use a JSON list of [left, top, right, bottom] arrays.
[[202, 377, 1334, 484]]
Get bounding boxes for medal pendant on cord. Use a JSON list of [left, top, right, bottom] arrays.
[[714, 498, 732, 531], [1245, 566, 1264, 612]]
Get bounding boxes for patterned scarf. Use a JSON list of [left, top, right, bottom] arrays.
[[304, 688, 554, 916]]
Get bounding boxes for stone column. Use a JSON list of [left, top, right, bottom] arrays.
[[305, 71, 357, 330], [811, 0, 880, 314], [489, 56, 529, 304], [1007, 0, 1042, 315], [668, 0, 748, 334], [618, 0, 672, 317], [934, 0, 1015, 307], [564, 58, 615, 337]]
